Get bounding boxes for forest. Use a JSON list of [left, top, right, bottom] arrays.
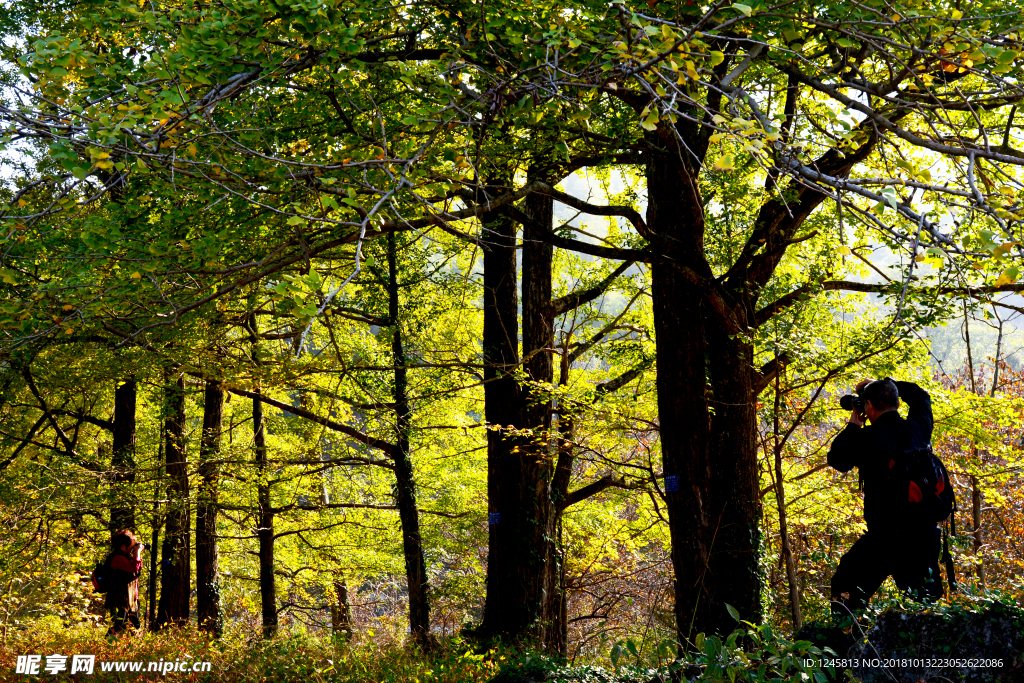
[[1, 0, 1024, 680]]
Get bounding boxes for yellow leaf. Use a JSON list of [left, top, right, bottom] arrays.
[[130, 271, 142, 279], [712, 154, 735, 171], [710, 50, 725, 66], [838, 246, 852, 255]]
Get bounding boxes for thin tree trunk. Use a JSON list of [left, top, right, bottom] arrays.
[[157, 370, 189, 628], [547, 419, 573, 655], [332, 578, 353, 641], [196, 379, 223, 636], [148, 429, 162, 630], [388, 232, 431, 648], [772, 374, 802, 630], [109, 378, 137, 534], [972, 474, 985, 587], [248, 311, 278, 638], [545, 334, 575, 655], [480, 191, 522, 638], [148, 506, 160, 629], [963, 302, 986, 587]]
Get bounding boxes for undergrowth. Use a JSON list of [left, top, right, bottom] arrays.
[[0, 616, 842, 682], [0, 622, 503, 683]]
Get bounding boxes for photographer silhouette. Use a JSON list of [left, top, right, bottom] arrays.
[[98, 529, 146, 636], [827, 378, 946, 614]]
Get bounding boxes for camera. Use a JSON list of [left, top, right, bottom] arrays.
[[839, 391, 864, 413]]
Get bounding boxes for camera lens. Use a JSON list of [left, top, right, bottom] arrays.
[[839, 394, 854, 410]]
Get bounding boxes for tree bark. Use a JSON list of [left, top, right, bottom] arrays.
[[196, 378, 223, 636], [332, 578, 353, 641], [156, 370, 189, 628], [109, 378, 137, 535], [642, 113, 870, 636], [149, 428, 162, 630], [388, 232, 431, 648], [772, 375, 802, 631], [480, 191, 522, 638], [483, 181, 631, 649], [251, 329, 278, 638], [705, 326, 763, 634], [646, 146, 717, 640], [548, 382, 574, 655], [510, 188, 559, 645], [972, 474, 985, 587]]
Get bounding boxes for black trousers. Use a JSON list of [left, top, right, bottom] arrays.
[[831, 524, 943, 612], [107, 607, 141, 636]]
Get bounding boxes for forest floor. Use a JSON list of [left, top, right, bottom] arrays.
[[0, 618, 830, 683], [3, 595, 1023, 683]]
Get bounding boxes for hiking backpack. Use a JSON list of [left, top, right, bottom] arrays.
[[90, 554, 113, 594], [888, 444, 957, 525]]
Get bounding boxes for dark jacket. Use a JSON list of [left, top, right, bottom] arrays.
[[104, 550, 142, 611], [827, 380, 933, 532]]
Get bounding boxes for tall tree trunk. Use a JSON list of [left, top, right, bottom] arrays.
[[196, 378, 223, 636], [509, 188, 559, 645], [479, 193, 522, 638], [157, 371, 189, 628], [250, 313, 278, 638], [647, 148, 717, 640], [705, 327, 763, 633], [109, 378, 137, 534], [388, 232, 431, 648]]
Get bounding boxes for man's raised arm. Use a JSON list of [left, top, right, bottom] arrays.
[[895, 380, 933, 443]]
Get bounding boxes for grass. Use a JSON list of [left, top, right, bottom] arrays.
[[0, 613, 844, 682], [0, 621, 503, 683]]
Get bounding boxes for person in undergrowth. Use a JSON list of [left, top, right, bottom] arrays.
[[105, 529, 145, 637], [827, 378, 943, 616]]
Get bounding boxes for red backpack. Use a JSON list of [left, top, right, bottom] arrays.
[[888, 445, 957, 525]]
